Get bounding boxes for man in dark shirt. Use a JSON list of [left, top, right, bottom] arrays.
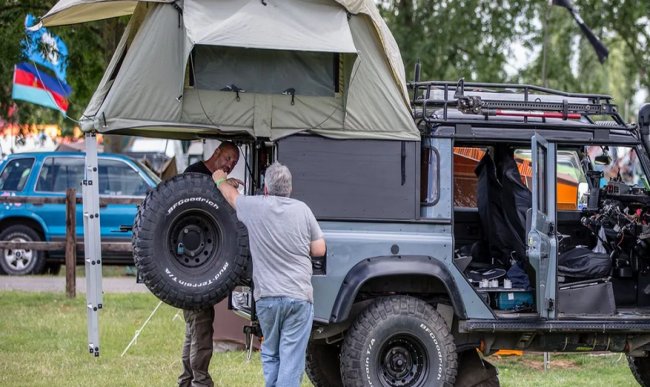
[[178, 141, 241, 387]]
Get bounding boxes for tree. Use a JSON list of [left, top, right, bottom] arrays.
[[0, 0, 126, 134], [379, 0, 536, 82], [516, 1, 646, 121]]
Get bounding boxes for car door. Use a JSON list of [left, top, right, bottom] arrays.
[[97, 157, 149, 241], [528, 133, 558, 319], [34, 156, 85, 241]]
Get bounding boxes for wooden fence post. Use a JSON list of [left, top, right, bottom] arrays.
[[65, 188, 77, 298]]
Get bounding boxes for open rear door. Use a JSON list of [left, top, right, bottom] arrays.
[[528, 133, 558, 319]]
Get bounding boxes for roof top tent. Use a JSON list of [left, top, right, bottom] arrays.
[[40, 0, 418, 141]]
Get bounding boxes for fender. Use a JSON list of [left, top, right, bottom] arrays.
[[329, 255, 466, 323], [0, 212, 49, 238]]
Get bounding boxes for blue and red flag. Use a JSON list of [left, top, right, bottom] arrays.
[[23, 14, 69, 82], [12, 62, 71, 113]]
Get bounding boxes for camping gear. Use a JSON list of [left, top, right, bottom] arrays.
[[558, 246, 612, 281]]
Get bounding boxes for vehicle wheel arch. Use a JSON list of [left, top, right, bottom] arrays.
[[0, 216, 47, 240], [329, 255, 466, 323]]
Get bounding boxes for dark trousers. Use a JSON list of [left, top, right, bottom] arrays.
[[178, 308, 215, 387]]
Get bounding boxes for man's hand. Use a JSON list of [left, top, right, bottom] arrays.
[[225, 178, 245, 189], [212, 169, 240, 209], [212, 169, 228, 183]]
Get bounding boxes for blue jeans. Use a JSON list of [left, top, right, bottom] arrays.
[[256, 297, 313, 387]]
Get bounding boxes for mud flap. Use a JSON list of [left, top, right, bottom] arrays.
[[455, 349, 500, 387]]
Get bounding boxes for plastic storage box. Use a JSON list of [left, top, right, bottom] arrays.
[[495, 291, 534, 311]]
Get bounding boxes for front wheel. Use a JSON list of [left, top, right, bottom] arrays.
[[340, 295, 457, 387], [628, 355, 650, 386], [0, 225, 46, 275]]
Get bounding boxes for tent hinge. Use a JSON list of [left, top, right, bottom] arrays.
[[282, 88, 295, 105]]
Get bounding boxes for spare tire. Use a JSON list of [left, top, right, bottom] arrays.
[[133, 173, 250, 310]]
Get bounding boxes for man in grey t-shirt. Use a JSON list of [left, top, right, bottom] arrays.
[[213, 161, 325, 387]]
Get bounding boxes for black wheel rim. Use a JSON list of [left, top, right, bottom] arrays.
[[378, 334, 429, 387], [166, 210, 221, 269]]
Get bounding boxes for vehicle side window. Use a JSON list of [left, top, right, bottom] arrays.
[[421, 146, 439, 205], [98, 159, 148, 196], [36, 157, 85, 192], [0, 158, 34, 191], [587, 146, 649, 189]]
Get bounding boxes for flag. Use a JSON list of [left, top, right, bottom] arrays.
[[552, 0, 609, 64], [12, 62, 71, 113], [22, 14, 68, 82]]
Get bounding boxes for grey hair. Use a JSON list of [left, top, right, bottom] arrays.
[[264, 162, 292, 197]]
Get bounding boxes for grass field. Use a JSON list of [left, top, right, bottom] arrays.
[[0, 291, 641, 386]]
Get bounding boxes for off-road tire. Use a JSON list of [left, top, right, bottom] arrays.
[[340, 295, 457, 387], [628, 354, 650, 387], [132, 173, 250, 310], [0, 225, 46, 275], [306, 340, 343, 387]]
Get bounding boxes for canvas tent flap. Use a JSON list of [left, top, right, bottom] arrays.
[[185, 0, 356, 53], [40, 0, 172, 26], [335, 0, 411, 109], [83, 3, 148, 117], [92, 3, 186, 123]]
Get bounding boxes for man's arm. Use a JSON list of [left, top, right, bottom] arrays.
[[212, 170, 239, 209], [310, 238, 326, 257]]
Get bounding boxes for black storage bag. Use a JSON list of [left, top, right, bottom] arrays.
[[558, 247, 611, 280]]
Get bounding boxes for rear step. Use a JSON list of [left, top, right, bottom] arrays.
[[460, 319, 650, 333]]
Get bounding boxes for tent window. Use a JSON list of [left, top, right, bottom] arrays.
[[193, 45, 337, 96]]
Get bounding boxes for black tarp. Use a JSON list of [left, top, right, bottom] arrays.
[[558, 247, 612, 279], [475, 147, 531, 263], [495, 146, 531, 259]]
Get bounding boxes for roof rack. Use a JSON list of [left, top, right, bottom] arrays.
[[408, 79, 629, 130]]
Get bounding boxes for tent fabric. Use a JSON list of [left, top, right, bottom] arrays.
[[83, 3, 148, 118], [95, 3, 186, 122], [42, 0, 419, 141], [335, 0, 411, 107], [185, 0, 357, 54], [40, 0, 171, 26]]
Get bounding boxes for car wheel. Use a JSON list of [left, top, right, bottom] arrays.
[[340, 295, 457, 387], [0, 225, 46, 275], [306, 340, 343, 387], [132, 173, 250, 310], [628, 354, 650, 387]]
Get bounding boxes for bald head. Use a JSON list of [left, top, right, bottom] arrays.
[[206, 141, 240, 173]]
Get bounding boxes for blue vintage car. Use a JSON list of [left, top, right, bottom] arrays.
[[0, 152, 160, 275]]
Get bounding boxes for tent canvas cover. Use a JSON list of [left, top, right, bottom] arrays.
[[40, 0, 419, 141]]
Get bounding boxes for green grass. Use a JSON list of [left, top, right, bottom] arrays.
[[0, 291, 641, 386], [490, 353, 638, 386]]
